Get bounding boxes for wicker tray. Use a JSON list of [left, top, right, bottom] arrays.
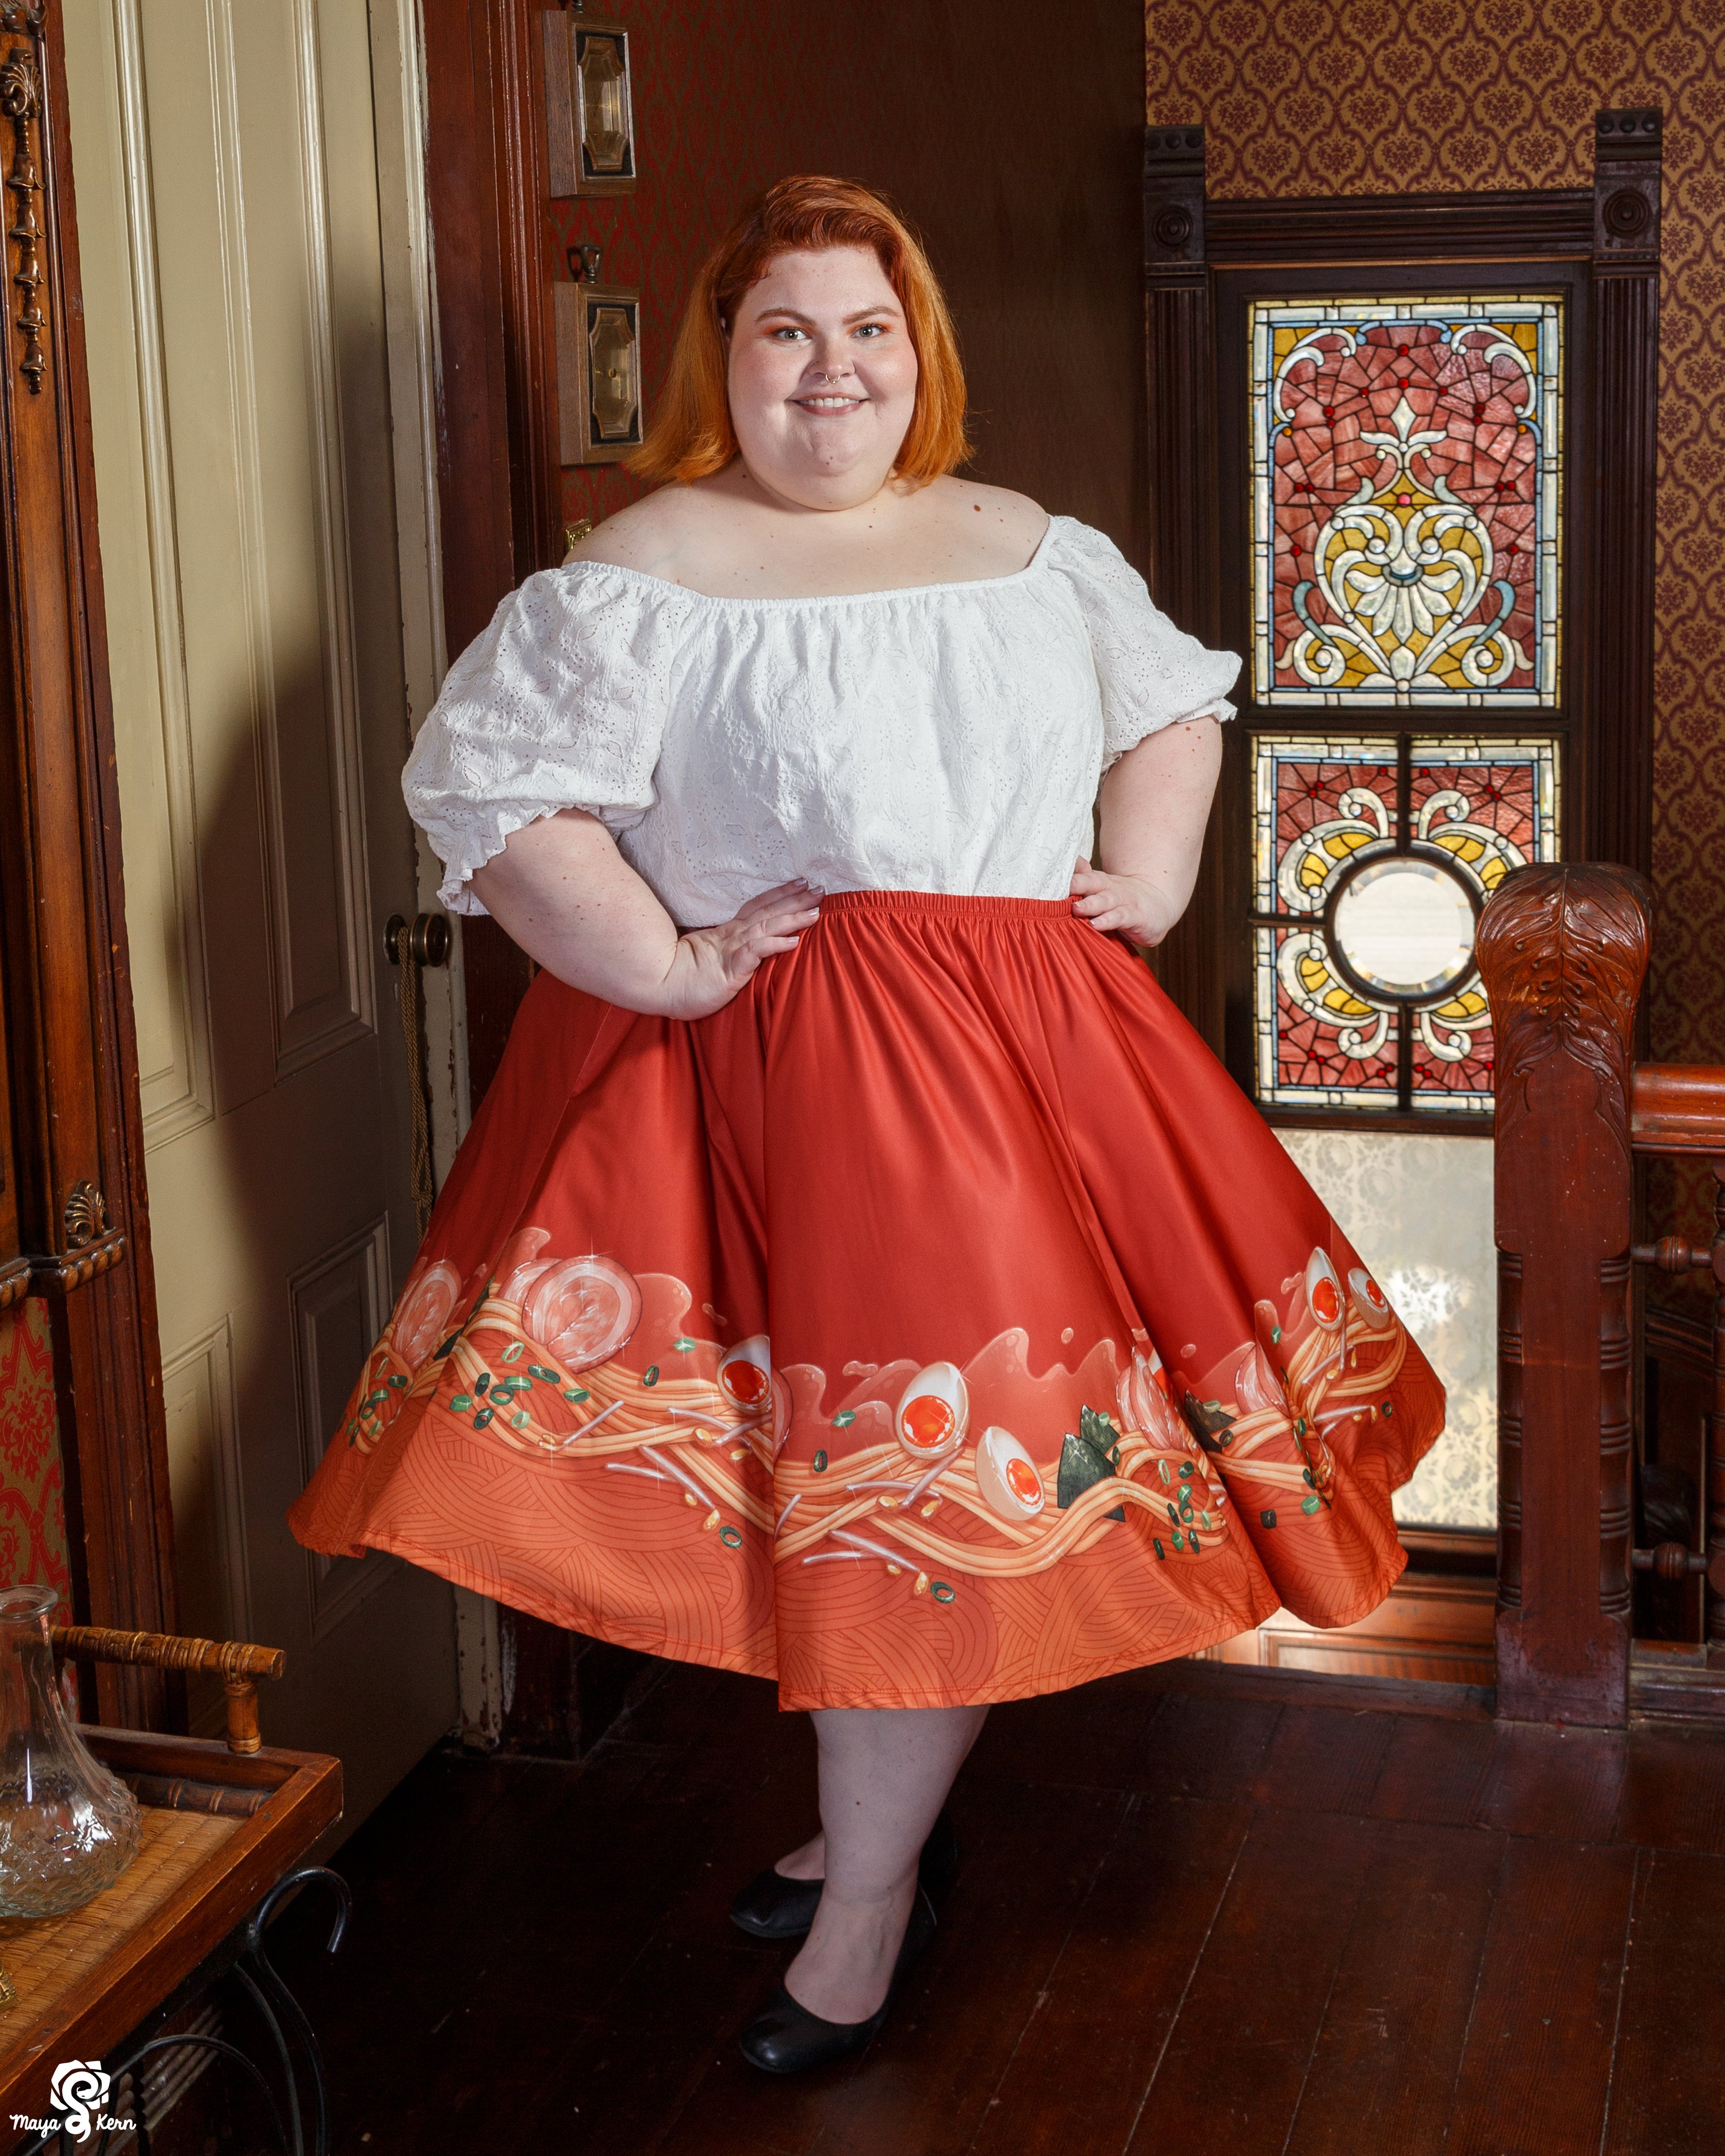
[[0, 1727, 340, 2134], [0, 1807, 241, 2071]]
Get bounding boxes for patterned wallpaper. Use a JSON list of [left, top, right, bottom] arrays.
[[1147, 0, 1725, 1075], [0, 1302, 72, 1604]]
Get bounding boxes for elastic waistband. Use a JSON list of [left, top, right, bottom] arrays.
[[814, 889, 1075, 921]]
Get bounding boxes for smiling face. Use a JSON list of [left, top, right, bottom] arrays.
[[724, 244, 919, 511]]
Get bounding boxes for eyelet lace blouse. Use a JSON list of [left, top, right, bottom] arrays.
[[405, 515, 1240, 930]]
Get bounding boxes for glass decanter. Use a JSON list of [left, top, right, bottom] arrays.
[[0, 1585, 140, 1917]]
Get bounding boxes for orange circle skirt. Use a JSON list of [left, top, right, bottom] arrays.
[[289, 890, 1444, 1710]]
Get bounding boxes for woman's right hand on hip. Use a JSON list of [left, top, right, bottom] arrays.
[[656, 881, 822, 1019]]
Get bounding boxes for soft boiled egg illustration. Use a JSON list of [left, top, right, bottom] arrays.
[[1305, 1246, 1346, 1332], [975, 1426, 1045, 1522], [718, 1334, 793, 1453], [718, 1334, 773, 1410], [1348, 1267, 1394, 1332], [894, 1361, 969, 1460]]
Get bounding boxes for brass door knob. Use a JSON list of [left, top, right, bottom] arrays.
[[384, 912, 451, 968]]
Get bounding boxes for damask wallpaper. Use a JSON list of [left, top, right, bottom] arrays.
[[0, 1302, 72, 1603], [1147, 0, 1725, 1073]]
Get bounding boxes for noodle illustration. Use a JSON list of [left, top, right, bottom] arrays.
[[332, 1227, 1416, 1608]]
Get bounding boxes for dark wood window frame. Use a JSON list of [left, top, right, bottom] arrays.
[[1144, 112, 1662, 1125]]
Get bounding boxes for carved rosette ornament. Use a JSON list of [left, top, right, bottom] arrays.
[[62, 1180, 107, 1248], [1475, 862, 1653, 1160], [0, 1, 45, 395], [1593, 108, 1662, 266], [32, 1178, 125, 1294], [1143, 123, 1205, 271]]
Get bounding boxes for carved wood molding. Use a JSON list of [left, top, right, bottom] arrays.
[[0, 5, 45, 395], [33, 1230, 126, 1295], [1144, 122, 1205, 277], [1143, 123, 1226, 1053], [1593, 106, 1661, 266], [62, 1176, 103, 1245], [1206, 185, 1594, 262], [1630, 1062, 1725, 1154], [1476, 862, 1653, 1164], [0, 0, 178, 1717], [1583, 108, 1662, 876]]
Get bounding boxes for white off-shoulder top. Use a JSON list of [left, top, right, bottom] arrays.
[[405, 515, 1240, 930]]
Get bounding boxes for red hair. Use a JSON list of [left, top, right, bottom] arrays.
[[629, 176, 969, 488]]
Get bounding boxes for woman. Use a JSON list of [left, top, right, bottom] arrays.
[[290, 177, 1442, 2074]]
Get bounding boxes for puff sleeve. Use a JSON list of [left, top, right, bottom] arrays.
[[1046, 520, 1240, 768], [402, 565, 675, 916]]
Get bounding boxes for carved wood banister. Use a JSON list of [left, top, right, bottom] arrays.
[[1477, 861, 1651, 1727], [1629, 1065, 1725, 1154], [1621, 1064, 1725, 1656]]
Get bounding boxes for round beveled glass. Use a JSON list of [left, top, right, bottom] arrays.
[[1331, 855, 1477, 1000]]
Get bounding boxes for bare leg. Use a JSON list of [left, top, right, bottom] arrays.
[[782, 1703, 986, 2023], [772, 1828, 824, 1882]]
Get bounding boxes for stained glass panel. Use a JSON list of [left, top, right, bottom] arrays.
[[1252, 734, 1559, 1114], [1249, 297, 1563, 707]]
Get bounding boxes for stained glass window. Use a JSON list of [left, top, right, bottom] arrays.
[[1252, 735, 1559, 1114], [1249, 297, 1562, 707]]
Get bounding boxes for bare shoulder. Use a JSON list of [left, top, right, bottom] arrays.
[[918, 477, 1049, 572], [565, 486, 709, 578]]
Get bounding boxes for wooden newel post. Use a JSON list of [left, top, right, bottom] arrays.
[[1477, 863, 1651, 1727]]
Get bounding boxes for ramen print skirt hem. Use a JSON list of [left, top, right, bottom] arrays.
[[288, 890, 1444, 1710]]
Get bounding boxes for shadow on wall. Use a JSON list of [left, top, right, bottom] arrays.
[[151, 648, 450, 1769]]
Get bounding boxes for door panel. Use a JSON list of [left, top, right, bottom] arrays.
[[64, 0, 457, 1827]]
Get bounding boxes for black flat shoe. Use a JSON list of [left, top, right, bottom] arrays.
[[738, 1886, 937, 2075], [729, 1806, 958, 1941]]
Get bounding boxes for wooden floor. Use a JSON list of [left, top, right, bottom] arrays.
[[269, 1656, 1725, 2156]]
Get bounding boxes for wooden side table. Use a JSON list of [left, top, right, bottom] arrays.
[[0, 1727, 343, 2153]]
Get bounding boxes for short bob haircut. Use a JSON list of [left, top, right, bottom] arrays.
[[628, 175, 969, 488]]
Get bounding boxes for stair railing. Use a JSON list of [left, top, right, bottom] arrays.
[[1478, 862, 1725, 1726]]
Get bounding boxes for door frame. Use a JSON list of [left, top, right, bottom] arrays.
[[0, 0, 177, 1725]]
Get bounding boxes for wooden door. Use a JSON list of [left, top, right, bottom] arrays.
[[63, 0, 458, 1826]]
